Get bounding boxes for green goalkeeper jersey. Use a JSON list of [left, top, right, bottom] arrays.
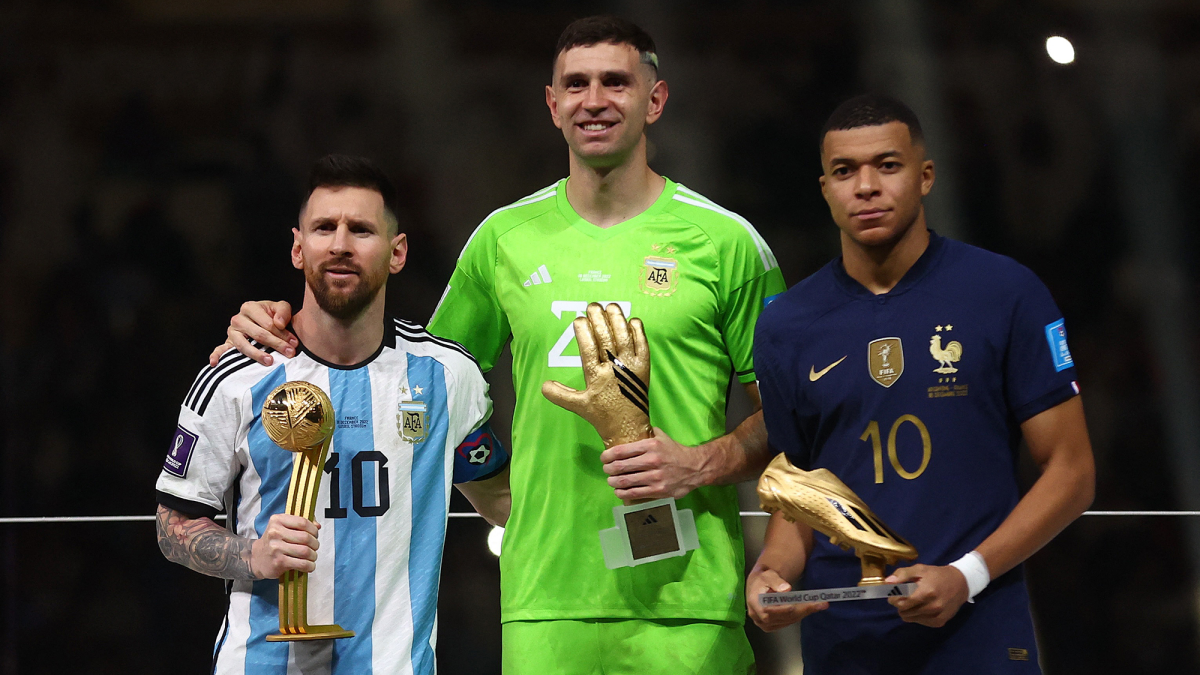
[[428, 177, 786, 622]]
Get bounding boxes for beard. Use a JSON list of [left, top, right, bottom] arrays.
[[305, 258, 387, 321]]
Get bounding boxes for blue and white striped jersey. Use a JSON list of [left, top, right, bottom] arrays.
[[156, 317, 507, 675]]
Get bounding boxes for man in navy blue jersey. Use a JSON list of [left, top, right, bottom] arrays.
[[745, 94, 1095, 674]]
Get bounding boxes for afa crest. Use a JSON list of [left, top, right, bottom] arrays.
[[868, 337, 904, 388], [397, 400, 427, 443], [640, 256, 678, 296]]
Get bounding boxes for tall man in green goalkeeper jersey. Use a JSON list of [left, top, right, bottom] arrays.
[[217, 16, 784, 674]]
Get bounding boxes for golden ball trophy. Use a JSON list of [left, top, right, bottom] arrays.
[[757, 453, 920, 605], [260, 381, 354, 641], [542, 302, 698, 569]]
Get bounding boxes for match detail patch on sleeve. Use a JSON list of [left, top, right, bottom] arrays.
[[1044, 319, 1073, 372], [164, 426, 199, 478]]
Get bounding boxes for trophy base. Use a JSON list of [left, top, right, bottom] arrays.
[[857, 552, 889, 586], [266, 625, 355, 642], [760, 582, 916, 606], [599, 498, 699, 569]]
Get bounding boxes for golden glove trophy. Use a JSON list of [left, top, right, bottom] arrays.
[[756, 453, 919, 604], [260, 381, 354, 641], [542, 302, 698, 569]]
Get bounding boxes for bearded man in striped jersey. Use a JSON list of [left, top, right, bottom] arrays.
[[157, 155, 510, 674]]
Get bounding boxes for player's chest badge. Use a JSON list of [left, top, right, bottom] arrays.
[[397, 397, 427, 444], [868, 337, 904, 388], [641, 244, 679, 296], [927, 324, 969, 399], [928, 324, 962, 373]]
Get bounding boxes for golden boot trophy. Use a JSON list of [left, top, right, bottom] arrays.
[[542, 302, 698, 569], [756, 453, 919, 605], [261, 381, 355, 641]]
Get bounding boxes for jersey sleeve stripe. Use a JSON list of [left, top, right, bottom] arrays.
[[671, 193, 779, 271], [184, 346, 255, 409], [674, 186, 778, 268], [393, 319, 480, 367], [185, 341, 267, 410], [189, 355, 255, 415], [183, 368, 208, 407], [454, 184, 559, 261], [674, 185, 719, 206], [430, 283, 453, 323]]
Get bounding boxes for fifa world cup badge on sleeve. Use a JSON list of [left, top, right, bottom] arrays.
[[756, 454, 919, 605], [541, 302, 699, 569], [260, 381, 355, 641], [164, 426, 198, 478]]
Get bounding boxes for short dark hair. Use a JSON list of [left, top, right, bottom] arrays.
[[554, 15, 659, 75], [820, 94, 925, 150], [304, 154, 400, 233]]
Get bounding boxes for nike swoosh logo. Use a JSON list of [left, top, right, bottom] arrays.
[[809, 356, 848, 382]]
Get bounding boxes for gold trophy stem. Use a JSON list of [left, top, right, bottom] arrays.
[[858, 552, 888, 586], [266, 436, 355, 642]]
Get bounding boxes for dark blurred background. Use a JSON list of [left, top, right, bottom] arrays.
[[2, 0, 1199, 673]]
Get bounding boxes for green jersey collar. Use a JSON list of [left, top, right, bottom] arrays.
[[557, 176, 678, 241]]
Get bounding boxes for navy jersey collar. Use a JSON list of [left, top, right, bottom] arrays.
[[832, 230, 946, 298]]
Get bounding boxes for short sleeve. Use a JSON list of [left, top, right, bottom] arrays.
[[155, 367, 245, 518], [442, 354, 508, 483], [428, 229, 511, 373], [722, 268, 787, 383], [753, 319, 811, 468], [1004, 271, 1080, 422]]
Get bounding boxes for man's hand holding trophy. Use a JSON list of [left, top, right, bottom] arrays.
[[542, 303, 699, 569]]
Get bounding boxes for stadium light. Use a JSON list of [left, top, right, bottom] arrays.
[[488, 526, 504, 556], [1046, 36, 1075, 65]]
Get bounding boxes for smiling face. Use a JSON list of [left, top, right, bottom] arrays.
[[819, 121, 934, 249], [292, 186, 407, 320], [546, 41, 667, 170]]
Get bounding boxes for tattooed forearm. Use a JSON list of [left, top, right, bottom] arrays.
[[156, 504, 259, 581]]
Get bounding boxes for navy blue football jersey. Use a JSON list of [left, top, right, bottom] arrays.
[[754, 232, 1079, 674]]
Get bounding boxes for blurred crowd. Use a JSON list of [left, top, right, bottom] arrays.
[[1, 1, 1199, 673]]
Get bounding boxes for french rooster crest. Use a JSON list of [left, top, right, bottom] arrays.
[[930, 334, 962, 373]]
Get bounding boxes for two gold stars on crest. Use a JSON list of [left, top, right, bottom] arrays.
[[934, 324, 954, 332], [651, 244, 677, 254], [399, 385, 424, 396]]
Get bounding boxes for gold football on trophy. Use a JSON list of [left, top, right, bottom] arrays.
[[262, 382, 335, 453], [758, 453, 918, 585]]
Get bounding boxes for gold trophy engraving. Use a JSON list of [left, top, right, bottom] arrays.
[[542, 303, 698, 568], [758, 453, 917, 585], [261, 381, 355, 641]]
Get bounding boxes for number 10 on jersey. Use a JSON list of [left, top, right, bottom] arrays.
[[860, 414, 932, 483]]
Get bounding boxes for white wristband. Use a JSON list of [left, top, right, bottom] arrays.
[[948, 551, 990, 603]]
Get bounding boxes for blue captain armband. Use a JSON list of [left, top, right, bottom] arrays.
[[453, 422, 509, 483]]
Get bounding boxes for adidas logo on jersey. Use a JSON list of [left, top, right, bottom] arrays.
[[523, 265, 552, 287]]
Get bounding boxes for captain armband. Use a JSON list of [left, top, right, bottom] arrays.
[[452, 422, 508, 483], [949, 550, 990, 603]]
